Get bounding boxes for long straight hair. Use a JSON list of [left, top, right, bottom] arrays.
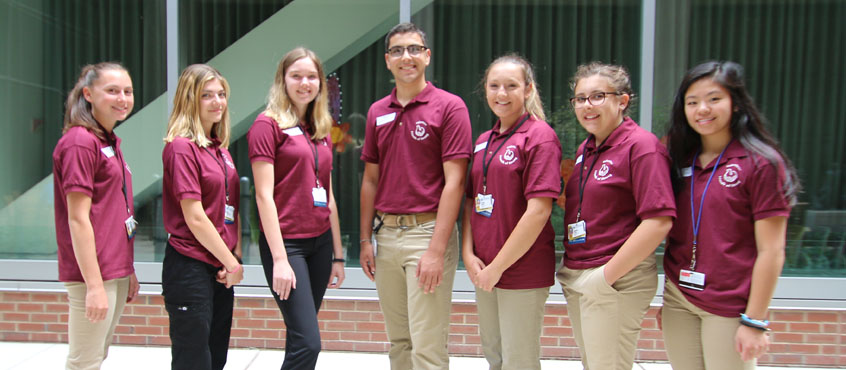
[[164, 64, 232, 148], [63, 62, 129, 140], [666, 61, 800, 204], [263, 47, 332, 140]]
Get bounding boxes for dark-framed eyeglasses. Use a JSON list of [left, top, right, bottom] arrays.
[[386, 45, 428, 58], [569, 92, 623, 108]]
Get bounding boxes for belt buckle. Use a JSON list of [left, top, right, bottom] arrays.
[[397, 215, 409, 230]]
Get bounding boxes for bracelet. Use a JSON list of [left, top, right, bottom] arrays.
[[740, 313, 770, 331], [359, 239, 370, 244], [226, 264, 241, 274], [332, 258, 346, 263], [739, 320, 771, 332]]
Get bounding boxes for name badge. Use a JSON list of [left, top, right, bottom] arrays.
[[575, 154, 583, 165], [567, 220, 586, 244], [101, 146, 115, 158], [283, 127, 303, 136], [679, 269, 706, 291], [376, 112, 396, 126], [474, 193, 494, 218], [124, 215, 138, 240], [312, 187, 328, 207], [474, 142, 488, 153], [224, 204, 235, 224], [682, 167, 693, 177]]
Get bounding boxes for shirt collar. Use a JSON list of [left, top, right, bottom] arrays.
[[585, 116, 637, 151], [389, 81, 434, 107], [491, 113, 532, 136]]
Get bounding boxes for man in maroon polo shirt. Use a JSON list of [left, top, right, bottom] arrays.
[[359, 22, 472, 370]]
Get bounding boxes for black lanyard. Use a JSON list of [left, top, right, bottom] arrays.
[[481, 114, 530, 193], [576, 138, 606, 222], [303, 126, 321, 188], [98, 124, 130, 215], [203, 146, 229, 203]]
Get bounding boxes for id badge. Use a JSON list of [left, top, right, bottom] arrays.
[[224, 204, 235, 224], [124, 215, 138, 240], [567, 220, 586, 244], [312, 187, 328, 207], [475, 193, 494, 218], [679, 269, 706, 291]]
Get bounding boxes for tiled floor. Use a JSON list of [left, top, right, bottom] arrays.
[[0, 342, 831, 370]]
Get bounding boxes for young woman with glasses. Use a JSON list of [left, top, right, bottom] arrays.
[[248, 47, 345, 370], [52, 62, 140, 369], [461, 54, 561, 370], [659, 61, 799, 369], [161, 64, 243, 370], [556, 62, 676, 370]]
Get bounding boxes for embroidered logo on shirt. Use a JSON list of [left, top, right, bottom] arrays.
[[499, 145, 518, 165], [719, 164, 742, 187], [594, 159, 614, 181], [411, 121, 430, 141], [223, 153, 236, 169]]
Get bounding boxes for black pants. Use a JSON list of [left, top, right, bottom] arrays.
[[162, 243, 234, 370], [259, 230, 333, 370]]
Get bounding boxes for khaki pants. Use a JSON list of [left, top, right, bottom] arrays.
[[65, 276, 130, 370], [557, 256, 657, 370], [662, 280, 756, 370], [374, 220, 459, 370], [476, 286, 549, 370]]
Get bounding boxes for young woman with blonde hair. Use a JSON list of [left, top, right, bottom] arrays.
[[53, 62, 140, 369], [462, 54, 562, 370], [161, 64, 243, 370], [247, 47, 345, 369]]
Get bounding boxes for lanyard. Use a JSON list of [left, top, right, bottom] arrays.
[[203, 146, 229, 202], [303, 126, 321, 187], [688, 140, 732, 270], [481, 114, 530, 193], [97, 124, 131, 215], [575, 138, 605, 222]]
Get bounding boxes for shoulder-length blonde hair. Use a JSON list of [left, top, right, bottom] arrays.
[[63, 62, 130, 140], [164, 64, 232, 148], [481, 54, 546, 121], [264, 47, 332, 140]]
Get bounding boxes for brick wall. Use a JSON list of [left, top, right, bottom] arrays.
[[1, 291, 844, 367]]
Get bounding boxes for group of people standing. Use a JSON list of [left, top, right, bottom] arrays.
[[52, 21, 797, 370]]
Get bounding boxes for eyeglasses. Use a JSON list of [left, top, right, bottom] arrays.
[[569, 92, 623, 108], [386, 45, 428, 58]]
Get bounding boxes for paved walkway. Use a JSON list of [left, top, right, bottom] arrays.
[[0, 341, 830, 369]]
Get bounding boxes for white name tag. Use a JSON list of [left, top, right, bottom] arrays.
[[474, 142, 488, 153], [283, 127, 303, 136], [575, 154, 583, 165], [682, 167, 693, 177], [312, 187, 328, 207], [224, 204, 235, 224], [101, 146, 115, 158], [679, 269, 706, 291], [376, 112, 396, 126]]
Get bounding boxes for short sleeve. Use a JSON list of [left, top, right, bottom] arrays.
[[631, 149, 676, 220], [361, 105, 380, 163], [248, 116, 280, 164], [165, 141, 202, 201], [440, 99, 472, 162], [523, 139, 562, 200], [749, 159, 791, 220], [59, 144, 98, 197]]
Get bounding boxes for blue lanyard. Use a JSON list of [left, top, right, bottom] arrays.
[[689, 140, 732, 270]]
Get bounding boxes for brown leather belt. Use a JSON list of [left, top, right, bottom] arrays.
[[376, 211, 437, 228]]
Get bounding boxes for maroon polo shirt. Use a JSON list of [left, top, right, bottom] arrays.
[[467, 114, 561, 289], [664, 140, 791, 317], [361, 82, 472, 213], [53, 126, 135, 282], [162, 137, 241, 266], [248, 113, 332, 238], [561, 117, 676, 269]]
